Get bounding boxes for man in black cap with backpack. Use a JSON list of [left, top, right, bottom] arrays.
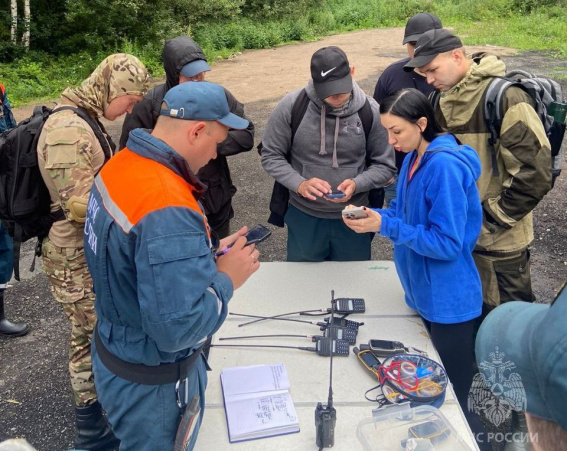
[[404, 28, 552, 314], [261, 46, 395, 262]]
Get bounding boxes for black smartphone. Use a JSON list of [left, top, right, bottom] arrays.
[[324, 190, 346, 198], [245, 224, 272, 246]]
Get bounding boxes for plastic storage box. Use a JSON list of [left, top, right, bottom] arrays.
[[357, 403, 473, 451]]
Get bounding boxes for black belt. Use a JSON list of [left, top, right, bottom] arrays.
[[94, 328, 203, 385]]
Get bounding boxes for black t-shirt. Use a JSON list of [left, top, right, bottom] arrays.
[[373, 57, 434, 171]]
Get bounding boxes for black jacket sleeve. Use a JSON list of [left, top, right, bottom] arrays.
[[220, 89, 255, 157], [119, 96, 158, 149]]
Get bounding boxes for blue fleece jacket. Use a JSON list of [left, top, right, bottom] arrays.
[[377, 134, 483, 324]]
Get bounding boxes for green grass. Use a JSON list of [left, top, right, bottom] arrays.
[[2, 0, 566, 107]]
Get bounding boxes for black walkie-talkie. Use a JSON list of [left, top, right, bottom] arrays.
[[322, 325, 357, 344], [332, 298, 365, 314], [315, 290, 337, 449]]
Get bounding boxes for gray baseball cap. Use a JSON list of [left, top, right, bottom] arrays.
[[403, 12, 443, 44], [403, 28, 463, 71]]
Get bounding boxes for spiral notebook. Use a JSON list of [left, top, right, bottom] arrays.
[[220, 363, 300, 443]]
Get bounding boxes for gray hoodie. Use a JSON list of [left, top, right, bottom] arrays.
[[261, 80, 395, 218]]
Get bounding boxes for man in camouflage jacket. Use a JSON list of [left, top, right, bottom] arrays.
[[37, 54, 149, 450], [405, 29, 552, 312]]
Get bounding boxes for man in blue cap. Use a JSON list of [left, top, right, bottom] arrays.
[[84, 81, 260, 450], [120, 36, 254, 240], [475, 284, 567, 450]]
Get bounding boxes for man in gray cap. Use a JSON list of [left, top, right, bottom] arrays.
[[261, 46, 395, 262], [371, 12, 442, 208], [475, 283, 567, 450], [404, 28, 551, 317]]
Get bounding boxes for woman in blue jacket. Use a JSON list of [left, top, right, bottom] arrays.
[[343, 88, 483, 412]]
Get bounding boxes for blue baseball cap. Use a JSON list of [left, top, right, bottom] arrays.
[[180, 59, 211, 77], [475, 284, 567, 429], [160, 82, 249, 130]]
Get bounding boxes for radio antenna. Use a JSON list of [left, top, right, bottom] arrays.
[[231, 309, 326, 326], [315, 290, 337, 449]]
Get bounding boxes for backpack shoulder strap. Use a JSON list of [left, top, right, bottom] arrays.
[[290, 88, 310, 145], [150, 84, 168, 118], [52, 106, 114, 163], [359, 98, 373, 141], [429, 90, 441, 114], [483, 77, 515, 176]]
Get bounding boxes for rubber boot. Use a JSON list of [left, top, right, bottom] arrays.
[[0, 289, 30, 337], [75, 401, 120, 450]]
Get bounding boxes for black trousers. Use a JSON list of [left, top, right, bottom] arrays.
[[422, 318, 491, 451]]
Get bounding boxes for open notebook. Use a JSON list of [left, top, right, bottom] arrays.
[[220, 363, 300, 443]]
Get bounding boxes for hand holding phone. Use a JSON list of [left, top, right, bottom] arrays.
[[324, 190, 346, 199], [215, 235, 260, 289], [244, 224, 271, 246], [215, 225, 271, 257], [342, 206, 368, 220]]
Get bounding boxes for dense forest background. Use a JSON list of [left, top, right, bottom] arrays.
[[1, 0, 566, 105]]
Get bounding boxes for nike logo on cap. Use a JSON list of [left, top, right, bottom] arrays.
[[321, 67, 337, 77]]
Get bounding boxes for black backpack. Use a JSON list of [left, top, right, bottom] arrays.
[[0, 105, 113, 280], [431, 69, 565, 187], [258, 89, 373, 227]]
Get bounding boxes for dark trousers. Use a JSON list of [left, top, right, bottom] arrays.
[[284, 204, 373, 262], [473, 247, 535, 312], [422, 318, 491, 451], [0, 223, 14, 284]]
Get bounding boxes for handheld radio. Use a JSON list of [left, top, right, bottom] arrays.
[[329, 298, 365, 314], [315, 291, 337, 449], [322, 316, 363, 331], [323, 325, 357, 344]]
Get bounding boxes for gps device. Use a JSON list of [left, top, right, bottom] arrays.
[[245, 224, 271, 246], [368, 339, 406, 356], [354, 347, 381, 376]]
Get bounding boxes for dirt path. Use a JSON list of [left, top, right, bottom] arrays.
[[2, 28, 567, 451]]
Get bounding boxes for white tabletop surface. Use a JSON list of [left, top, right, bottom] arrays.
[[194, 261, 479, 450]]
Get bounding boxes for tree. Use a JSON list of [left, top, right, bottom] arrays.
[[22, 0, 29, 49], [10, 0, 16, 43]]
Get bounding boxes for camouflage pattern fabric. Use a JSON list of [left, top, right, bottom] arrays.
[[62, 53, 149, 117], [42, 238, 96, 407], [37, 54, 148, 407]]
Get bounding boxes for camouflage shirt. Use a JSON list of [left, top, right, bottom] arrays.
[[37, 53, 149, 247]]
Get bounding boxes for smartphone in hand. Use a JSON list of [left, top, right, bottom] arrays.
[[244, 224, 272, 246], [324, 190, 346, 199], [342, 206, 368, 220], [215, 225, 271, 257]]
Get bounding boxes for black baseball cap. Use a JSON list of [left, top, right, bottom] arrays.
[[403, 12, 443, 44], [403, 28, 463, 72], [310, 46, 353, 99]]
